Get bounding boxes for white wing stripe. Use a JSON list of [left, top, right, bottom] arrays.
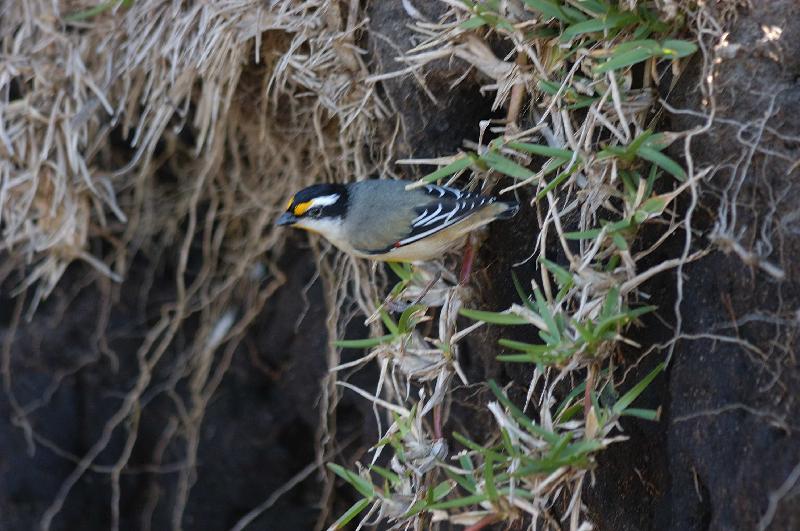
[[443, 205, 460, 223], [414, 204, 442, 227], [411, 209, 428, 224], [400, 189, 499, 246], [425, 184, 462, 199], [422, 204, 460, 226], [398, 223, 450, 246]]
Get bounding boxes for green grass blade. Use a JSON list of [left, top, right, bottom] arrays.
[[370, 464, 400, 485], [554, 374, 599, 418], [612, 362, 665, 415], [611, 39, 660, 54], [507, 142, 575, 160], [334, 334, 397, 349], [534, 166, 576, 201], [482, 151, 535, 179], [625, 130, 654, 158], [460, 16, 488, 29], [594, 46, 656, 73], [511, 270, 537, 312], [488, 380, 560, 444], [523, 0, 571, 22], [65, 0, 132, 22], [533, 287, 560, 343], [643, 132, 675, 151], [387, 261, 412, 281], [560, 12, 637, 42], [445, 468, 478, 494], [661, 39, 698, 58], [605, 218, 632, 232], [637, 147, 687, 181], [427, 493, 491, 510], [564, 228, 602, 239], [483, 452, 498, 501], [640, 195, 668, 215], [380, 310, 400, 335], [540, 257, 574, 290], [557, 438, 605, 461], [452, 431, 484, 452], [620, 407, 661, 420], [327, 463, 375, 499], [611, 231, 628, 250], [331, 498, 371, 529], [547, 432, 573, 459], [577, 0, 611, 14], [459, 308, 531, 325], [538, 79, 561, 95], [497, 353, 535, 363], [399, 304, 427, 333], [498, 338, 550, 353], [601, 286, 621, 319], [560, 5, 589, 21], [432, 480, 454, 500], [418, 156, 473, 185], [557, 402, 584, 422]]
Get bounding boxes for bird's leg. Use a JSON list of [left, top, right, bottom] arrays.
[[433, 403, 443, 440], [458, 235, 477, 285]]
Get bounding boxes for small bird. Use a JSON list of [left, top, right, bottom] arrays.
[[277, 179, 519, 262]]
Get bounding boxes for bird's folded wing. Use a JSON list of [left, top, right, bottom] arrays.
[[362, 184, 498, 254]]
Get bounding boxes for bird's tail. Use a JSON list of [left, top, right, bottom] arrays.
[[495, 200, 520, 219]]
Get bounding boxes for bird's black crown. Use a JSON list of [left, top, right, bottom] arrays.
[[285, 183, 349, 219]]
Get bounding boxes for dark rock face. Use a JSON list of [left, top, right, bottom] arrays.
[[367, 2, 497, 161], [587, 1, 800, 530], [0, 243, 377, 530], [662, 2, 800, 528]]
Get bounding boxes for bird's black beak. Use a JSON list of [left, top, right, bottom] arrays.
[[277, 212, 297, 226]]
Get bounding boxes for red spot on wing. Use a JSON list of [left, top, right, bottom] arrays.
[[393, 242, 402, 248]]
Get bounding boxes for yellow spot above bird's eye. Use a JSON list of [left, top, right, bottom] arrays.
[[293, 201, 313, 216], [285, 196, 294, 210]]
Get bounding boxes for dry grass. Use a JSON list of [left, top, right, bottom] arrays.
[[2, 1, 391, 529]]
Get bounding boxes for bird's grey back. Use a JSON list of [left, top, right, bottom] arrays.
[[345, 180, 421, 252]]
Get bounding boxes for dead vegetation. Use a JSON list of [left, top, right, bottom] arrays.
[[2, 1, 389, 529]]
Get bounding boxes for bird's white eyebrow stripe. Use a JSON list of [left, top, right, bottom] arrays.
[[310, 194, 340, 207]]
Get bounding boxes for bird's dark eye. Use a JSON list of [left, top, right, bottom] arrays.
[[308, 207, 322, 218]]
